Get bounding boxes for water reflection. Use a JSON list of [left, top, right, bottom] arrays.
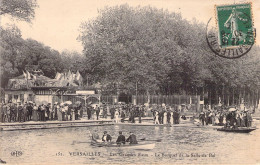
[[1, 121, 260, 164]]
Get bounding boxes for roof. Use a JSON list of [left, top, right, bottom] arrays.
[[11, 75, 25, 79]]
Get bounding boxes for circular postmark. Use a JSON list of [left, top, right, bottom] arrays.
[[206, 17, 256, 59]]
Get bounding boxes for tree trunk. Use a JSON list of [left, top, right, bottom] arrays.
[[135, 81, 138, 96], [227, 88, 230, 106], [147, 89, 150, 104], [243, 87, 246, 103], [202, 87, 204, 106], [216, 85, 219, 105], [222, 84, 224, 105], [232, 87, 235, 105], [209, 86, 212, 108]]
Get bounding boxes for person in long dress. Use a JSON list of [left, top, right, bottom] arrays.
[[71, 109, 75, 121], [155, 111, 159, 124], [223, 114, 227, 125], [170, 110, 174, 125], [215, 112, 220, 125], [210, 112, 215, 125], [163, 111, 167, 124], [241, 112, 246, 127], [57, 105, 62, 121], [64, 105, 69, 121], [236, 111, 241, 127], [32, 104, 38, 121], [91, 106, 96, 120], [115, 110, 119, 123]]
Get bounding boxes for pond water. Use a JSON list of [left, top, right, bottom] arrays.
[[1, 121, 260, 164]]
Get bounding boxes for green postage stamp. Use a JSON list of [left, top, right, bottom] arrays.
[[216, 3, 255, 48]]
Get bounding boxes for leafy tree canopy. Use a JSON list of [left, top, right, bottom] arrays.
[[0, 0, 38, 23], [78, 4, 260, 95]]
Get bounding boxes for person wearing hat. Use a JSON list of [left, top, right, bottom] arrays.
[[102, 104, 108, 119], [230, 110, 237, 127], [86, 105, 92, 120], [91, 130, 100, 142], [49, 103, 54, 120], [154, 111, 159, 125], [167, 109, 171, 124], [199, 111, 206, 126], [32, 103, 38, 121], [244, 109, 252, 127], [110, 106, 115, 120], [23, 103, 29, 122], [120, 110, 126, 123], [126, 132, 138, 144], [102, 131, 112, 142], [53, 102, 58, 120], [95, 105, 100, 120], [27, 102, 33, 121], [9, 103, 15, 122], [6, 103, 11, 122], [17, 102, 23, 122], [116, 131, 126, 145]]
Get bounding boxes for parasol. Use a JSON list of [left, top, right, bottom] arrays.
[[41, 101, 48, 105], [64, 101, 72, 105], [229, 108, 236, 112], [75, 101, 82, 104]]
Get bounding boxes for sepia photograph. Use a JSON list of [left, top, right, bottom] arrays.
[[0, 0, 260, 164]]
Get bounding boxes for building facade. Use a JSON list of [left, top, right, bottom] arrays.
[[3, 70, 100, 105]]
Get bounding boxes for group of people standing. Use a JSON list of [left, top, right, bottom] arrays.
[[0, 101, 84, 123], [151, 104, 181, 125], [86, 103, 146, 123], [199, 107, 253, 127], [0, 102, 37, 123], [86, 103, 183, 125]]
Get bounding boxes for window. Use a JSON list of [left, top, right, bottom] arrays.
[[28, 94, 33, 101], [20, 94, 24, 103], [8, 94, 12, 103], [14, 95, 18, 100]]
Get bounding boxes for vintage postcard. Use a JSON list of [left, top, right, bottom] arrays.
[[0, 0, 259, 164]]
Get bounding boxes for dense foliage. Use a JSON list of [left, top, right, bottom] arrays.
[[0, 25, 86, 87], [0, 0, 38, 23], [78, 4, 260, 104]]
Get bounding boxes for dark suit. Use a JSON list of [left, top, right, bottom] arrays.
[[27, 105, 33, 121], [116, 135, 126, 144], [199, 113, 206, 125], [102, 134, 112, 142], [87, 107, 92, 120], [95, 107, 100, 120], [126, 134, 138, 144], [167, 111, 171, 124]]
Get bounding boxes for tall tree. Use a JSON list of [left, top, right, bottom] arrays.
[[0, 0, 38, 23], [0, 25, 64, 87], [78, 4, 260, 105]]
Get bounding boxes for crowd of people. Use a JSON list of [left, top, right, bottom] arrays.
[[0, 100, 254, 129], [86, 103, 183, 125], [0, 101, 84, 123], [0, 100, 185, 124], [198, 106, 253, 128]]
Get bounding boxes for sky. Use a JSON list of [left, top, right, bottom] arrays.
[[1, 0, 259, 53]]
